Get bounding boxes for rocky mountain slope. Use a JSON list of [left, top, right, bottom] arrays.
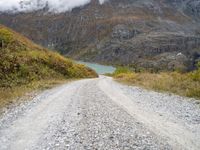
[[0, 0, 200, 71]]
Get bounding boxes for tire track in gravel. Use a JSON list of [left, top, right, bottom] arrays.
[[0, 76, 200, 150], [98, 76, 200, 150]]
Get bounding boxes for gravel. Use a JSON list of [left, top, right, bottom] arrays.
[[0, 76, 200, 150], [34, 80, 171, 150], [117, 84, 200, 125]]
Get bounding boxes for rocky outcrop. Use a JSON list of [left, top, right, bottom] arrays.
[[184, 0, 200, 21], [81, 31, 200, 71], [111, 25, 141, 40]]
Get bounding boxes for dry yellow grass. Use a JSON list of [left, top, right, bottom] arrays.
[[0, 79, 73, 110], [0, 24, 98, 109], [114, 71, 200, 99]]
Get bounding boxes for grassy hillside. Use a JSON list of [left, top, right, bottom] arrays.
[[0, 25, 97, 108], [113, 65, 200, 99]]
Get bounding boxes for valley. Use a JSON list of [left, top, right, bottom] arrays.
[[0, 0, 200, 71], [0, 1, 200, 150], [77, 61, 116, 74]]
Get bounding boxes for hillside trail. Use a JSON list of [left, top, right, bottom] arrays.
[[0, 76, 200, 150]]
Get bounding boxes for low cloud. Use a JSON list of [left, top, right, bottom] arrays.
[[0, 0, 108, 12]]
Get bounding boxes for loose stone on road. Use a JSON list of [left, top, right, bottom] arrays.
[[0, 76, 200, 150]]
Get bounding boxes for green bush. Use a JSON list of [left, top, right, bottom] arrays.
[[189, 61, 200, 82], [0, 28, 14, 48], [113, 67, 131, 76]]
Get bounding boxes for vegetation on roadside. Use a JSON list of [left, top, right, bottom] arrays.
[[0, 25, 98, 108], [0, 79, 70, 110], [113, 63, 200, 99]]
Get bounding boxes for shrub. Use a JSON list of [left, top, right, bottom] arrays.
[[0, 28, 14, 48], [113, 67, 131, 76]]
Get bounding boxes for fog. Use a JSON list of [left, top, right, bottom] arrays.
[[0, 0, 107, 12]]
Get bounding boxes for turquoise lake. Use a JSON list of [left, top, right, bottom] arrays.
[[77, 61, 116, 74]]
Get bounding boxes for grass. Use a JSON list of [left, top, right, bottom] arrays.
[[0, 24, 98, 109], [113, 64, 200, 99], [0, 79, 72, 110], [0, 24, 98, 87]]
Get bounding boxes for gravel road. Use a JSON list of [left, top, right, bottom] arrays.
[[0, 76, 200, 150]]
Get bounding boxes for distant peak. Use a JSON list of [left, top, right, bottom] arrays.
[[0, 0, 108, 13]]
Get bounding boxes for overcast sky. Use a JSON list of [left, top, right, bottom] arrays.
[[0, 0, 107, 12]]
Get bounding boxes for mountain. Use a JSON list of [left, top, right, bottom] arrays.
[[0, 24, 97, 87], [0, 0, 200, 71]]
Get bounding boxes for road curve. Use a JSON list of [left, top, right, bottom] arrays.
[[0, 76, 200, 150]]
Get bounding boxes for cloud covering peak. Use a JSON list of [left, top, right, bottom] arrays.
[[0, 0, 107, 12]]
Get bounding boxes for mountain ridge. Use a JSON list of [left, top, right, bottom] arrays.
[[0, 0, 200, 71]]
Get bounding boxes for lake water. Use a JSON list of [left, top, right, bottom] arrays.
[[77, 61, 116, 74]]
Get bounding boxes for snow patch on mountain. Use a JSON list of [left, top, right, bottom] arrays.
[[0, 0, 107, 13]]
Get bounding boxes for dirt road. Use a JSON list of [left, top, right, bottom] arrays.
[[0, 76, 200, 150]]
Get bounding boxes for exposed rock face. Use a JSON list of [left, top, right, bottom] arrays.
[[87, 32, 200, 71], [0, 0, 200, 71], [111, 25, 140, 40], [183, 0, 200, 20]]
